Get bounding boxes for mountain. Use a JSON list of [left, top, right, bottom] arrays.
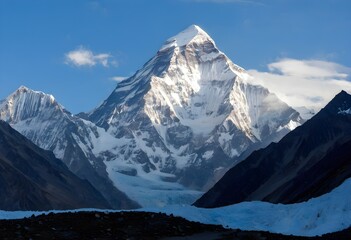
[[194, 90, 351, 208], [0, 25, 302, 207], [0, 120, 112, 210], [0, 86, 139, 209], [85, 25, 302, 192]]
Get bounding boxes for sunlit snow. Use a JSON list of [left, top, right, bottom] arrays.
[[159, 24, 214, 51]]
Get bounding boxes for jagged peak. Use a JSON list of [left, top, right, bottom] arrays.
[[11, 85, 56, 104], [0, 86, 71, 123], [160, 24, 215, 51], [336, 90, 349, 97], [329, 90, 351, 104], [18, 85, 30, 91], [318, 90, 351, 115]]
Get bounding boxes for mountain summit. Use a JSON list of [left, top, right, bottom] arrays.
[[160, 25, 215, 51]]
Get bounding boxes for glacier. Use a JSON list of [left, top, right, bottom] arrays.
[[1, 177, 351, 237]]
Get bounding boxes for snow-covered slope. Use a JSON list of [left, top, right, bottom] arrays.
[[143, 177, 351, 237], [86, 25, 302, 192], [0, 86, 139, 209], [1, 177, 351, 236]]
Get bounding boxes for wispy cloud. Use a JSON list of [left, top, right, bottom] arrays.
[[247, 58, 351, 110], [110, 76, 128, 82], [87, 1, 108, 15], [65, 46, 115, 67]]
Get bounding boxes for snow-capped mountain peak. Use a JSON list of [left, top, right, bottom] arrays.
[[0, 86, 62, 123], [17, 85, 56, 102], [160, 25, 215, 51], [85, 24, 302, 197]]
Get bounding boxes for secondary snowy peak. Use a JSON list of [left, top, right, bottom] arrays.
[[0, 86, 140, 209], [160, 25, 215, 51], [0, 86, 64, 123]]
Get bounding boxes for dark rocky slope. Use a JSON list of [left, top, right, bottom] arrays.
[[195, 91, 351, 208], [0, 120, 110, 210]]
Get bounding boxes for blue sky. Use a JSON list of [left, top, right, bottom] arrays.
[[1, 0, 351, 113]]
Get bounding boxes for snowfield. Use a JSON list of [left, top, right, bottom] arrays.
[[1, 178, 351, 237]]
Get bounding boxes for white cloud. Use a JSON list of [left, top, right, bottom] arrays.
[[247, 58, 351, 111], [111, 76, 128, 82], [65, 47, 114, 67]]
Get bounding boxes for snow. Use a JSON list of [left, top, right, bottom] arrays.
[[202, 150, 214, 160], [338, 108, 351, 115], [200, 51, 220, 62], [285, 119, 300, 130], [1, 178, 351, 236], [0, 86, 60, 123], [277, 119, 301, 132], [160, 25, 214, 51], [145, 178, 351, 237]]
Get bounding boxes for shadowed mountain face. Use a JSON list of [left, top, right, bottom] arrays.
[[0, 120, 112, 211], [194, 91, 351, 208]]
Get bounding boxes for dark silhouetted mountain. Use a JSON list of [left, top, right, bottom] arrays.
[[194, 91, 351, 208], [0, 120, 113, 210]]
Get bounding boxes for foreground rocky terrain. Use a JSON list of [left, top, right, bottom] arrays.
[[0, 211, 349, 240]]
